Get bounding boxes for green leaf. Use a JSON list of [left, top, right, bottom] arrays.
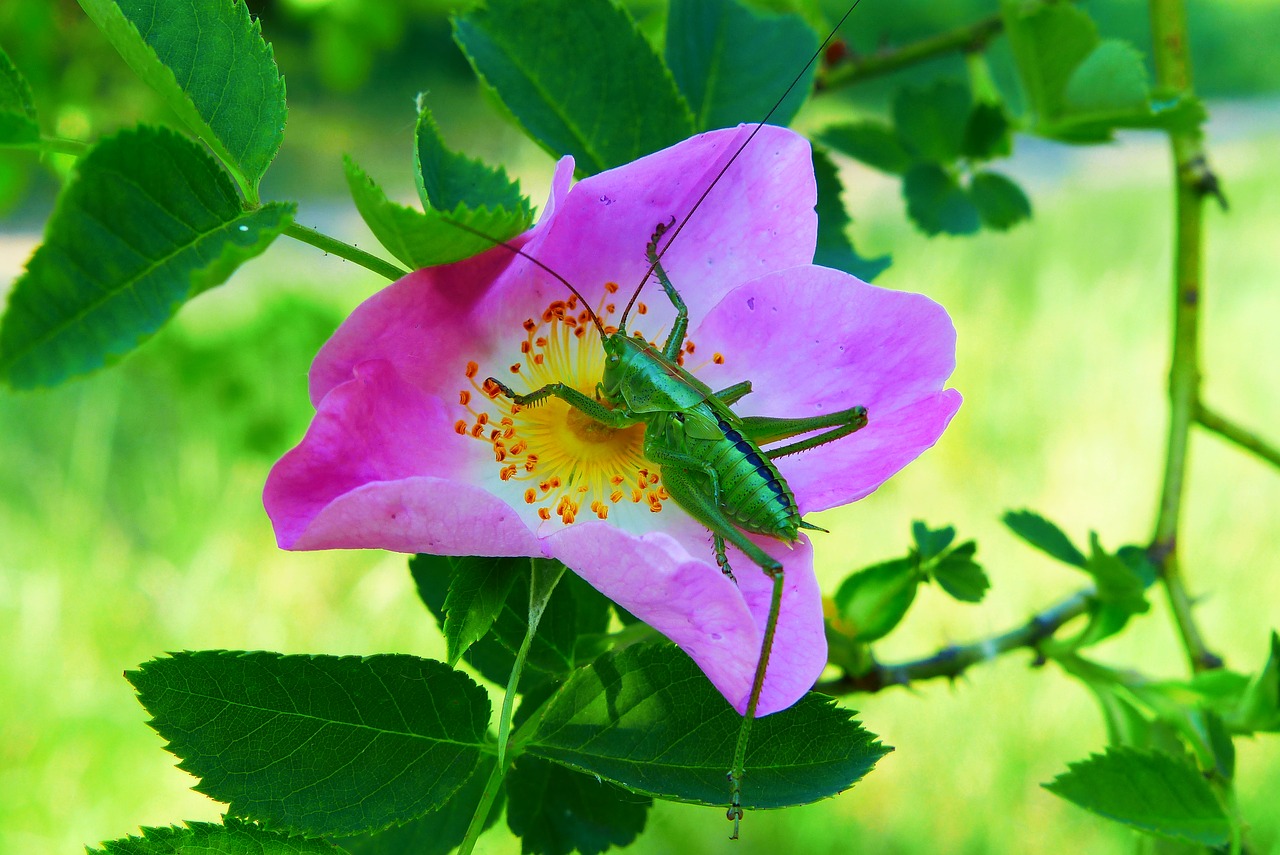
[[931, 542, 989, 603], [77, 0, 287, 198], [415, 104, 532, 217], [832, 557, 920, 642], [411, 555, 611, 688], [453, 0, 695, 175], [893, 81, 971, 163], [960, 102, 1011, 161], [127, 650, 491, 838], [911, 521, 955, 561], [338, 756, 503, 855], [665, 0, 818, 131], [1002, 509, 1086, 567], [442, 556, 523, 666], [526, 644, 889, 809], [969, 171, 1032, 231], [0, 48, 39, 146], [506, 756, 651, 855], [1062, 40, 1150, 123], [344, 155, 531, 268], [811, 148, 890, 282], [87, 818, 340, 855], [1000, 0, 1098, 128], [0, 126, 292, 389], [1085, 533, 1148, 616], [1043, 748, 1230, 845], [1235, 631, 1280, 732], [902, 163, 979, 236], [819, 121, 914, 175]]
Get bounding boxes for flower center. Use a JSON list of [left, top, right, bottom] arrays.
[[455, 286, 684, 525]]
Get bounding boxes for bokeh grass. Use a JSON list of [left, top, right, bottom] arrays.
[[2, 111, 1278, 853]]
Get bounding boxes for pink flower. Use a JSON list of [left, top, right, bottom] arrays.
[[264, 126, 960, 716]]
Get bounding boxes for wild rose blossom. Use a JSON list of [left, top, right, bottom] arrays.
[[264, 126, 961, 716]]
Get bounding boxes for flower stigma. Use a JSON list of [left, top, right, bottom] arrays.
[[456, 285, 686, 525]]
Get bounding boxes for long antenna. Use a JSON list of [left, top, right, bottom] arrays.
[[441, 216, 606, 336], [617, 0, 863, 327]]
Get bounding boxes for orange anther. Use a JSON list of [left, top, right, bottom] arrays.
[[605, 303, 616, 314], [520, 340, 532, 354], [524, 488, 537, 503], [538, 507, 551, 520], [596, 506, 609, 520], [509, 363, 521, 373], [470, 424, 485, 438], [500, 416, 514, 426], [610, 474, 625, 485], [524, 460, 537, 472], [503, 427, 516, 439], [549, 476, 562, 488], [511, 403, 523, 414], [540, 481, 552, 492], [525, 454, 539, 464], [685, 341, 696, 353], [500, 465, 518, 481], [631, 489, 643, 503], [610, 490, 624, 503], [534, 353, 545, 364], [523, 318, 538, 332], [494, 448, 506, 462], [605, 282, 619, 293], [510, 440, 527, 455], [454, 420, 468, 435], [574, 327, 586, 338], [459, 390, 471, 406], [465, 361, 479, 378], [535, 336, 548, 348], [476, 412, 488, 426], [577, 485, 589, 493], [637, 302, 647, 315], [713, 352, 725, 364]]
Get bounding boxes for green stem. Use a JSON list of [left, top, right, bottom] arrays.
[[1197, 404, 1280, 471], [1148, 0, 1221, 675], [282, 221, 408, 281], [458, 560, 565, 855], [816, 589, 1092, 695], [819, 13, 1003, 89], [38, 136, 91, 157]]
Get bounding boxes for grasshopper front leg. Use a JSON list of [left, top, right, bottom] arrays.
[[485, 378, 640, 429], [645, 218, 690, 362]]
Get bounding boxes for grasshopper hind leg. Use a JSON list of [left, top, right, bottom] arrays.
[[713, 533, 737, 583]]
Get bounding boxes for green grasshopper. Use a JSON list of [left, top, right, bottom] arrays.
[[458, 1, 869, 836], [482, 216, 868, 835]]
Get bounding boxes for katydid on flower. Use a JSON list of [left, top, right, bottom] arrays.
[[265, 0, 961, 839]]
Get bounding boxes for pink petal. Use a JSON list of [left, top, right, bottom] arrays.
[[544, 523, 825, 716], [264, 359, 539, 555], [532, 126, 818, 337], [687, 266, 961, 511]]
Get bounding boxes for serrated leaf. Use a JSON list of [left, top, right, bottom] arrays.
[[1085, 533, 1148, 616], [1062, 40, 1150, 122], [961, 102, 1011, 161], [832, 556, 920, 642], [1235, 631, 1280, 732], [344, 156, 529, 268], [893, 81, 971, 164], [454, 0, 695, 175], [1044, 748, 1229, 845], [0, 126, 292, 389], [87, 818, 339, 855], [77, 0, 287, 197], [441, 556, 523, 666], [415, 104, 532, 217], [506, 756, 651, 855], [338, 755, 502, 855], [969, 171, 1031, 231], [811, 148, 890, 282], [526, 644, 889, 809], [1000, 0, 1097, 127], [128, 651, 491, 838], [819, 121, 913, 175], [1002, 509, 1086, 567], [0, 48, 39, 146], [911, 521, 955, 560], [665, 0, 817, 131], [411, 555, 611, 688], [932, 542, 989, 603], [902, 162, 979, 236]]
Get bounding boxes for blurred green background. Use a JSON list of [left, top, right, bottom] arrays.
[[2, 0, 1279, 852]]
